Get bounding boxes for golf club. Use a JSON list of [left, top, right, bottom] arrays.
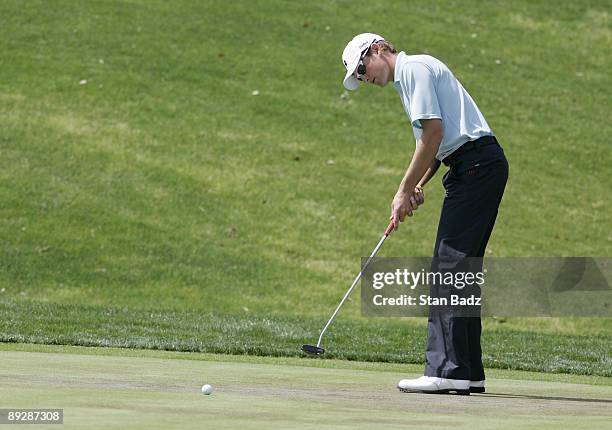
[[302, 220, 395, 356]]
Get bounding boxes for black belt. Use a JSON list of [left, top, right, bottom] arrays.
[[442, 135, 499, 167]]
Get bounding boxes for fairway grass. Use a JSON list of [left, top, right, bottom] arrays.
[[1, 344, 611, 430], [1, 0, 610, 317], [1, 0, 611, 391]]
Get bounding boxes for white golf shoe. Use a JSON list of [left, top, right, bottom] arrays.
[[397, 376, 470, 395]]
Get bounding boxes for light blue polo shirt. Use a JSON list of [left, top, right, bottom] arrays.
[[393, 52, 493, 161]]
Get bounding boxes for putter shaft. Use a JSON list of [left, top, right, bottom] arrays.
[[316, 222, 394, 348]]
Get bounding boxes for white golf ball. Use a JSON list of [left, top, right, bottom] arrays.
[[201, 384, 213, 395]]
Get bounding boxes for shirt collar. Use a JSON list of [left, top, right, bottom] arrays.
[[394, 51, 406, 83], [393, 52, 406, 94], [393, 51, 406, 82]]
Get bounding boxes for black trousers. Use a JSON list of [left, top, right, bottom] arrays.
[[424, 136, 508, 381]]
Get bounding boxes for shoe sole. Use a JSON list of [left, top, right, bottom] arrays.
[[470, 387, 485, 393], [398, 387, 470, 396]]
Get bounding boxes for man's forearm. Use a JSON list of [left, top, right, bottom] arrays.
[[398, 134, 441, 194], [417, 159, 441, 188]]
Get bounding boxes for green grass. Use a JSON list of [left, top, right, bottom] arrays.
[[1, 300, 610, 376], [0, 0, 610, 377], [1, 345, 611, 430]]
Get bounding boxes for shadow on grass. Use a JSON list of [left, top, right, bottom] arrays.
[[477, 393, 612, 403]]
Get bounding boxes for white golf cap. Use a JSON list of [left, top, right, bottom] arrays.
[[341, 33, 385, 90]]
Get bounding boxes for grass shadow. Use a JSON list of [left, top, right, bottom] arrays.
[[477, 393, 612, 404]]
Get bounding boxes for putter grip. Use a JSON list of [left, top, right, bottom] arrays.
[[384, 220, 394, 236]]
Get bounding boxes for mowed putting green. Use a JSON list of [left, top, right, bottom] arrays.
[[1, 344, 611, 429]]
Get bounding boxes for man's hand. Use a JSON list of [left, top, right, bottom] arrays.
[[390, 186, 424, 231]]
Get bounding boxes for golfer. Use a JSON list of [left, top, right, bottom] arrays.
[[341, 33, 508, 395]]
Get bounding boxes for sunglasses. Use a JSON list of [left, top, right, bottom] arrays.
[[355, 46, 370, 81], [355, 40, 382, 81]]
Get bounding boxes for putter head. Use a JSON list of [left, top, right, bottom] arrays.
[[301, 344, 325, 356]]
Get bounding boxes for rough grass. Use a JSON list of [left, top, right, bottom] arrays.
[[1, 300, 610, 376]]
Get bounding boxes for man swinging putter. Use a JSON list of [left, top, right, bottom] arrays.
[[341, 33, 508, 395]]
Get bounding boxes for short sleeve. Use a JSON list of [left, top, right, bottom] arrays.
[[405, 63, 442, 129]]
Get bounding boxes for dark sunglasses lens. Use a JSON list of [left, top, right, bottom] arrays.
[[357, 64, 366, 75]]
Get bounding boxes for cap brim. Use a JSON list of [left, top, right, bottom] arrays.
[[343, 67, 359, 90]]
